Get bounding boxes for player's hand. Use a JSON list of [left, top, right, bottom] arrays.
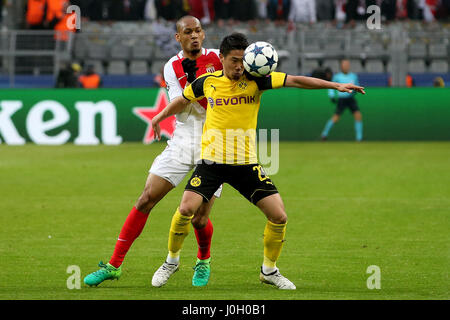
[[336, 83, 365, 94], [182, 58, 199, 83], [151, 117, 161, 141]]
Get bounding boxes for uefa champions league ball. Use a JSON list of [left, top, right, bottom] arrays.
[[243, 41, 278, 77]]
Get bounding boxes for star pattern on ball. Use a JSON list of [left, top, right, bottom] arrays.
[[266, 55, 277, 69], [252, 44, 265, 56], [248, 61, 261, 73]]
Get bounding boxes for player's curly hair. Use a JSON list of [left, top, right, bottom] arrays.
[[220, 33, 249, 57]]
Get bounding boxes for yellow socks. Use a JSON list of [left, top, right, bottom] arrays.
[[262, 220, 287, 274], [166, 208, 193, 264]]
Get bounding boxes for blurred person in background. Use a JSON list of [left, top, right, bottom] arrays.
[[267, 0, 291, 24], [233, 0, 257, 24], [153, 66, 167, 87], [188, 0, 215, 24], [45, 0, 67, 28], [80, 0, 111, 21], [334, 0, 347, 25], [289, 0, 316, 25], [53, 1, 78, 41], [155, 0, 187, 21], [344, 0, 366, 28], [443, 0, 450, 17], [109, 0, 147, 20], [214, 0, 235, 27], [144, 0, 158, 20], [396, 0, 410, 19], [55, 62, 81, 88], [78, 64, 102, 89], [312, 66, 333, 81], [388, 73, 415, 87], [316, 0, 335, 21], [25, 0, 47, 29], [256, 0, 269, 20], [433, 76, 445, 87], [419, 0, 441, 22], [321, 59, 363, 142], [381, 0, 397, 21]]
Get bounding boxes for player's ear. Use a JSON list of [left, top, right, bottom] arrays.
[[200, 30, 205, 42], [219, 53, 224, 64], [175, 33, 180, 43]]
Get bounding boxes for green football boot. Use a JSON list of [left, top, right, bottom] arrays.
[[84, 261, 122, 287], [192, 258, 211, 287]]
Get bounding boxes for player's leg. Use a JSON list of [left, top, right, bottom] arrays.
[[151, 191, 204, 287], [191, 194, 219, 286], [347, 97, 363, 141], [322, 97, 346, 140], [228, 164, 295, 289], [84, 144, 191, 287], [167, 191, 204, 264], [256, 193, 287, 273], [84, 173, 173, 286], [192, 184, 221, 260], [83, 174, 173, 286], [353, 110, 363, 141], [256, 193, 296, 290], [109, 173, 174, 266], [152, 163, 222, 287], [321, 113, 341, 140]]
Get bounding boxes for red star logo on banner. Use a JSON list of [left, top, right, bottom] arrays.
[[133, 89, 176, 144]]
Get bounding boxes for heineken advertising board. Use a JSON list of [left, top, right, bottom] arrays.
[[0, 87, 449, 144]]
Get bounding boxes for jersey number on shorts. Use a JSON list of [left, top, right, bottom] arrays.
[[253, 165, 273, 185]]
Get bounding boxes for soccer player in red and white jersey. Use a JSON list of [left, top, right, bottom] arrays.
[[84, 16, 223, 288]]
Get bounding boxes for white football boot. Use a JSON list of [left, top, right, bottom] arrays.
[[151, 261, 179, 287], [259, 267, 296, 290]]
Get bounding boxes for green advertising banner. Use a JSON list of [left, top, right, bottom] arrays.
[[260, 87, 450, 141], [0, 87, 449, 145]]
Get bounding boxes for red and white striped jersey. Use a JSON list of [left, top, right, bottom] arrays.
[[164, 48, 222, 114]]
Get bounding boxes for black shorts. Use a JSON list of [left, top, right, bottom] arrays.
[[185, 162, 279, 205], [335, 97, 360, 115]]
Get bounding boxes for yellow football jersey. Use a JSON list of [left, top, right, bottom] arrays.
[[183, 70, 287, 164]]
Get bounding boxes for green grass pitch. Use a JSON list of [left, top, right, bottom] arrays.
[[0, 142, 448, 300]]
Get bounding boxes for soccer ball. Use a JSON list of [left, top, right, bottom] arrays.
[[243, 41, 278, 77]]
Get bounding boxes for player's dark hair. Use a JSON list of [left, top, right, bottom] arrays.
[[220, 33, 249, 57]]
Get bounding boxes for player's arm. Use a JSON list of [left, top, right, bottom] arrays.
[[285, 75, 365, 94], [164, 61, 184, 100], [152, 75, 208, 140], [152, 96, 190, 140]]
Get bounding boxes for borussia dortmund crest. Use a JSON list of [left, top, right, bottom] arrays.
[[190, 176, 201, 187], [238, 81, 248, 90]]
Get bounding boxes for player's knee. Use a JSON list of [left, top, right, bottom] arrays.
[[179, 205, 196, 217], [191, 215, 208, 229], [136, 192, 158, 214], [270, 212, 287, 225]]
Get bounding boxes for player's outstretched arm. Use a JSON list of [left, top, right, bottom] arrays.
[[151, 96, 190, 140], [285, 75, 365, 94]]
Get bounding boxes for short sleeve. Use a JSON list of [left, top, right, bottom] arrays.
[[182, 74, 209, 101], [253, 72, 287, 91], [163, 61, 183, 102]]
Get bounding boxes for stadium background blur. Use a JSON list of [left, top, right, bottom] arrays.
[[0, 0, 448, 88]]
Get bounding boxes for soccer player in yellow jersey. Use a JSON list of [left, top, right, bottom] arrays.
[[151, 33, 365, 289]]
